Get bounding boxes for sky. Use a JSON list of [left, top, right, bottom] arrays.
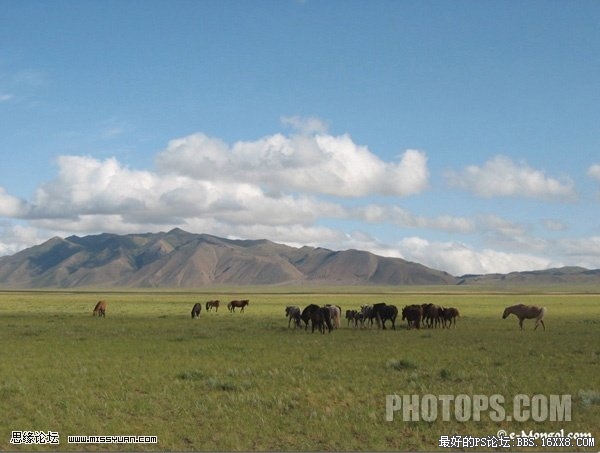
[[1, 0, 600, 276]]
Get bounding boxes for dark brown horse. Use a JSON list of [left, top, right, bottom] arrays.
[[440, 307, 459, 328], [300, 304, 333, 333], [503, 304, 546, 330], [93, 300, 106, 318], [191, 302, 202, 319], [228, 299, 249, 312], [205, 300, 220, 312], [372, 303, 398, 330], [402, 304, 422, 329], [421, 303, 442, 328]]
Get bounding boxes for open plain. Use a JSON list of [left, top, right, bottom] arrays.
[[0, 287, 598, 451]]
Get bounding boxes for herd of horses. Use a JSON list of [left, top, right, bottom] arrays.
[[91, 299, 547, 331], [191, 299, 249, 318], [286, 302, 460, 333], [286, 302, 547, 333]]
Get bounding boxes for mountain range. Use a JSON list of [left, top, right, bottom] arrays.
[[0, 228, 598, 288]]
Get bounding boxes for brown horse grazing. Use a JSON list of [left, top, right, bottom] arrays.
[[401, 304, 422, 329], [205, 300, 220, 312], [93, 300, 106, 317], [228, 299, 249, 312], [191, 302, 202, 319], [421, 303, 442, 328], [503, 304, 546, 331], [440, 307, 459, 328]]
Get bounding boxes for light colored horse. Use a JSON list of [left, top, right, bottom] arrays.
[[328, 305, 341, 329], [502, 304, 546, 330]]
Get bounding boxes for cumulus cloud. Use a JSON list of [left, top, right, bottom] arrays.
[[156, 132, 429, 197], [0, 187, 29, 217], [394, 237, 555, 276], [22, 152, 347, 235], [445, 155, 576, 200], [2, 121, 600, 275]]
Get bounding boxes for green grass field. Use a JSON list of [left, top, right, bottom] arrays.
[[0, 288, 598, 451]]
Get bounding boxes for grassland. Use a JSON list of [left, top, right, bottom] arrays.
[[0, 287, 599, 451]]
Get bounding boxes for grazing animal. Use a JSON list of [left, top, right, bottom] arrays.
[[205, 300, 220, 312], [228, 299, 249, 312], [301, 304, 333, 333], [402, 304, 422, 329], [354, 311, 366, 328], [372, 303, 398, 329], [503, 304, 546, 331], [191, 302, 202, 319], [327, 305, 342, 329], [360, 304, 374, 328], [93, 300, 106, 318], [301, 304, 320, 330], [285, 305, 302, 328], [421, 303, 442, 328], [311, 307, 333, 334], [345, 309, 358, 327], [440, 307, 459, 328]]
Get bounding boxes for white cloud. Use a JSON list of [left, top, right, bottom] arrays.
[[394, 237, 555, 276], [22, 152, 347, 236], [0, 187, 28, 217], [156, 131, 429, 197], [587, 164, 600, 181], [0, 93, 13, 102], [446, 155, 576, 200], [2, 123, 600, 276], [0, 223, 52, 256]]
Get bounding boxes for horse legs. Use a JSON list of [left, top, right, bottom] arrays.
[[535, 319, 546, 331], [519, 318, 524, 330]]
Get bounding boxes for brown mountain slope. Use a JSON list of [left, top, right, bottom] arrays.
[[0, 229, 455, 288]]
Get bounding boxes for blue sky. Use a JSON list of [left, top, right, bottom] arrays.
[[1, 0, 600, 275]]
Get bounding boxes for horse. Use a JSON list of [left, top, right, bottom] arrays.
[[440, 307, 459, 328], [360, 304, 374, 328], [300, 304, 333, 333], [345, 309, 358, 327], [402, 304, 422, 329], [421, 303, 442, 328], [372, 303, 398, 329], [93, 300, 106, 318], [301, 304, 320, 330], [503, 304, 546, 330], [311, 307, 333, 334], [205, 300, 220, 312], [228, 299, 249, 312], [326, 305, 342, 329], [285, 305, 302, 328], [191, 302, 202, 319]]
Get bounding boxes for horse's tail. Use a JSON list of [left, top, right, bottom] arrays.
[[539, 306, 547, 320]]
